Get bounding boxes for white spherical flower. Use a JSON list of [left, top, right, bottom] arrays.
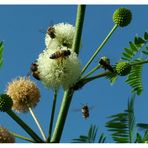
[[37, 47, 81, 90], [45, 23, 75, 49]]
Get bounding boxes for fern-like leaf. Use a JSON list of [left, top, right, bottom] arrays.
[[121, 32, 148, 61], [135, 131, 148, 143], [125, 59, 143, 95], [106, 72, 118, 85], [106, 95, 136, 143], [0, 41, 4, 67], [72, 125, 106, 143]]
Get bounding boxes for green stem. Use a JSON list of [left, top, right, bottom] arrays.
[[81, 71, 111, 84], [82, 64, 101, 79], [130, 59, 148, 66], [29, 107, 47, 141], [6, 110, 43, 143], [50, 5, 86, 143], [72, 5, 86, 54], [11, 132, 35, 143], [51, 89, 74, 143], [47, 90, 58, 142], [81, 24, 118, 75]]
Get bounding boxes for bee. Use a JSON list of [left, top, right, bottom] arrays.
[[29, 62, 40, 80], [99, 57, 114, 73], [47, 27, 56, 39], [74, 104, 93, 119], [49, 49, 71, 59], [81, 104, 90, 119]]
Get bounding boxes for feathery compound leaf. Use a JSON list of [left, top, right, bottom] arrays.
[[106, 95, 136, 143], [125, 60, 143, 95], [135, 131, 148, 143], [72, 125, 105, 143], [0, 41, 4, 67], [137, 123, 148, 130], [98, 133, 106, 143], [121, 32, 148, 61], [106, 72, 118, 85], [144, 32, 148, 40]]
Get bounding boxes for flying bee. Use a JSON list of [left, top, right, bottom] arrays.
[[28, 62, 40, 80], [74, 104, 94, 119], [99, 57, 114, 73], [81, 104, 90, 119], [47, 27, 56, 39], [49, 49, 71, 59]]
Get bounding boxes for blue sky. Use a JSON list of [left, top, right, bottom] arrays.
[[0, 5, 148, 143]]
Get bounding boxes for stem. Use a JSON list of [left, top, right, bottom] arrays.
[[81, 24, 118, 75], [50, 5, 86, 143], [72, 5, 86, 54], [48, 90, 58, 142], [82, 64, 101, 79], [7, 110, 43, 143], [11, 132, 35, 143], [130, 59, 148, 66], [51, 89, 74, 143], [81, 71, 111, 84], [29, 107, 47, 141]]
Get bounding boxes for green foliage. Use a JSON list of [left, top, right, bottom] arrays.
[[106, 72, 118, 85], [135, 131, 148, 143], [106, 95, 136, 143], [0, 41, 4, 67], [125, 59, 143, 95], [72, 125, 106, 143], [121, 32, 148, 61], [137, 123, 148, 130]]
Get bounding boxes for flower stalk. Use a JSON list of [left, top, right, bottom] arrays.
[[81, 64, 101, 79], [11, 132, 35, 143], [6, 110, 43, 143], [29, 107, 47, 141], [72, 5, 86, 55], [51, 89, 74, 143], [81, 24, 118, 75], [48, 90, 58, 142]]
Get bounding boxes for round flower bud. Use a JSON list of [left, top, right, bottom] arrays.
[[37, 47, 81, 90], [45, 23, 75, 49], [0, 126, 15, 143], [113, 8, 132, 27], [6, 77, 40, 112], [0, 94, 13, 112], [116, 61, 131, 76]]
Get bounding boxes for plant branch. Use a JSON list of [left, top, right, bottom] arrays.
[[50, 5, 86, 143], [48, 90, 58, 142], [81, 71, 111, 85], [7, 110, 43, 143], [11, 132, 35, 143], [51, 89, 74, 143], [81, 64, 101, 79], [131, 59, 148, 66], [81, 24, 118, 75], [29, 107, 47, 141], [72, 5, 86, 55]]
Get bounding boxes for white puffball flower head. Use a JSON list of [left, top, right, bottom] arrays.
[[45, 23, 75, 49], [37, 47, 81, 90]]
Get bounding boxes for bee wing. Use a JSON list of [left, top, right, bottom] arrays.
[[73, 108, 81, 112], [89, 105, 95, 111]]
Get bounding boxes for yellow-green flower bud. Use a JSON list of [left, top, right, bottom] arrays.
[[116, 61, 131, 76], [113, 8, 132, 27]]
